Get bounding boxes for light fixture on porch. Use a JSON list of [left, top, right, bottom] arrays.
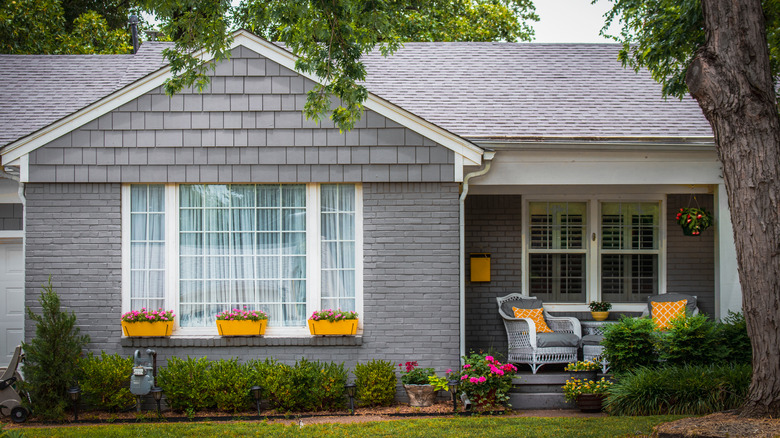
[[250, 385, 263, 417], [344, 382, 357, 415], [447, 379, 459, 412]]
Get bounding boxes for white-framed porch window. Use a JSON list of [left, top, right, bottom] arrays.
[[523, 196, 664, 305], [122, 183, 363, 336]]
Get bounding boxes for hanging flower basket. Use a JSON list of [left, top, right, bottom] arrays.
[[676, 207, 713, 236]]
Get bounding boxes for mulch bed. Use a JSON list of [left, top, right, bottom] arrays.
[[653, 412, 780, 438], [1, 401, 603, 428]]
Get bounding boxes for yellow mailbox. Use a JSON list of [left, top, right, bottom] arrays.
[[470, 253, 491, 282]]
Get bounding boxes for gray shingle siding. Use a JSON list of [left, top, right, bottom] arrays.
[[0, 203, 23, 230], [666, 194, 715, 316], [27, 46, 455, 184], [24, 182, 461, 375]]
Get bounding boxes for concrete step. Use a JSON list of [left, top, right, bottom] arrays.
[[509, 392, 573, 410]]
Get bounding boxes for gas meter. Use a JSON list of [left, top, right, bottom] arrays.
[[130, 349, 157, 396]]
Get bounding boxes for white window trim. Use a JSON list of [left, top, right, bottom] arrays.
[[121, 183, 364, 337], [521, 194, 666, 312]]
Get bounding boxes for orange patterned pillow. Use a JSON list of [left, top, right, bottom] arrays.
[[652, 300, 687, 330], [512, 307, 554, 333]]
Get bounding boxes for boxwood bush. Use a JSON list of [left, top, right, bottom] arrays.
[[79, 352, 135, 412], [207, 359, 254, 413], [353, 359, 396, 407], [157, 356, 213, 412], [601, 316, 657, 373], [262, 358, 347, 412]]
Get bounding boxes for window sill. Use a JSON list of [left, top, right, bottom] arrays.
[[119, 335, 363, 348]]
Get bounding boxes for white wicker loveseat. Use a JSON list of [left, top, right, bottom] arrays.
[[497, 293, 581, 374]]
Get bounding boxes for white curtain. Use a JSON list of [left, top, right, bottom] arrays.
[[320, 184, 356, 311], [130, 185, 165, 311]]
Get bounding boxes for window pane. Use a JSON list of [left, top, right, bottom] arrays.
[[529, 253, 586, 303], [529, 202, 586, 250], [179, 184, 308, 327], [130, 185, 165, 311], [601, 254, 658, 302], [320, 184, 357, 309], [601, 202, 659, 250]]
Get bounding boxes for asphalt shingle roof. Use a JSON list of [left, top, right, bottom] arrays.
[[361, 42, 713, 140], [0, 40, 713, 150], [0, 42, 169, 148]]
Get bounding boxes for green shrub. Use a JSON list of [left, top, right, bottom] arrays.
[[21, 279, 90, 421], [207, 359, 253, 413], [353, 359, 396, 407], [79, 352, 134, 412], [655, 314, 725, 366], [605, 364, 751, 415], [718, 311, 752, 364], [601, 316, 656, 373], [157, 356, 213, 412], [262, 358, 347, 412]]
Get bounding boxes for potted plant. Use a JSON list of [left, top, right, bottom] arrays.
[[121, 308, 175, 337], [588, 301, 612, 321], [562, 376, 613, 413], [676, 207, 714, 236], [564, 360, 600, 382], [399, 361, 439, 407], [307, 309, 359, 335], [451, 353, 517, 411], [215, 307, 268, 336]]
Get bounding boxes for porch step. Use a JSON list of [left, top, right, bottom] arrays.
[[509, 372, 574, 410]]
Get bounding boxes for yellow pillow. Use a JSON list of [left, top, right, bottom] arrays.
[[512, 307, 553, 333], [652, 300, 687, 330]]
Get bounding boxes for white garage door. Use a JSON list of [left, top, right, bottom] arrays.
[[0, 242, 24, 363]]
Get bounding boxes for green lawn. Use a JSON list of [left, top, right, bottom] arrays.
[[14, 415, 687, 438]]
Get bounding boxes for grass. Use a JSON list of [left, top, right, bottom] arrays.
[[13, 415, 688, 437]]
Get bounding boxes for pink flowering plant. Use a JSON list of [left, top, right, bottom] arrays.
[[308, 309, 358, 322], [121, 308, 174, 323], [398, 361, 438, 385], [454, 352, 517, 410], [215, 307, 268, 321]]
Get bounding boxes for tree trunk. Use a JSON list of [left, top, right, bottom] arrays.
[[686, 0, 780, 418]]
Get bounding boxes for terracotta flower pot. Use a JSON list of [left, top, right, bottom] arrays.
[[576, 393, 606, 413], [403, 384, 438, 407]]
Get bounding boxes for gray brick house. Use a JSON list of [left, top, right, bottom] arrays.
[[0, 31, 739, 370]]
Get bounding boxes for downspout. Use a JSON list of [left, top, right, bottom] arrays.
[[459, 150, 494, 360]]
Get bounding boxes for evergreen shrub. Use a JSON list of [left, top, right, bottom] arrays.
[[262, 358, 347, 412], [655, 314, 725, 366], [718, 311, 752, 364], [353, 359, 396, 407], [156, 356, 213, 411], [207, 359, 253, 412], [21, 279, 90, 421], [601, 316, 656, 373]]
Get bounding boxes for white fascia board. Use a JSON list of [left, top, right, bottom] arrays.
[[1, 30, 483, 168]]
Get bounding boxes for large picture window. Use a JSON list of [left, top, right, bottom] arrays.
[[124, 183, 361, 334], [525, 198, 662, 304]]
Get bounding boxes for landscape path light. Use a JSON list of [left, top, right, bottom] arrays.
[[150, 386, 163, 417], [345, 382, 357, 415], [448, 379, 460, 412], [67, 386, 81, 422], [250, 385, 263, 417]]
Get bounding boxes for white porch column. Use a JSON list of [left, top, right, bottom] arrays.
[[714, 183, 742, 319]]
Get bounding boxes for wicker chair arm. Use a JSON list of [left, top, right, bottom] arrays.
[[546, 316, 582, 338], [500, 317, 538, 349]]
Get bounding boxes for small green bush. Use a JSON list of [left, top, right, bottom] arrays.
[[655, 314, 725, 366], [605, 364, 751, 415], [207, 359, 253, 413], [79, 352, 134, 412], [353, 359, 396, 407], [21, 279, 90, 421], [718, 311, 752, 364], [157, 356, 213, 412], [601, 316, 656, 373], [262, 358, 347, 412]]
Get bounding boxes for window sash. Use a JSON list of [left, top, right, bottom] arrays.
[[129, 185, 166, 311]]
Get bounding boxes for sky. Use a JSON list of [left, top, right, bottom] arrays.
[[532, 0, 617, 43]]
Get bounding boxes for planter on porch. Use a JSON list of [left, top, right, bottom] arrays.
[[567, 370, 598, 382], [307, 319, 358, 336], [121, 321, 173, 337], [403, 384, 438, 407], [216, 319, 267, 336]]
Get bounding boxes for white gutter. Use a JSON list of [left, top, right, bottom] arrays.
[[459, 150, 495, 360]]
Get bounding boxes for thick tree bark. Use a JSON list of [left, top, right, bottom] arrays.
[[686, 0, 780, 418]]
